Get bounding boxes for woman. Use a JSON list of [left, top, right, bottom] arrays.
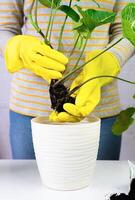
[[0, 0, 134, 159]]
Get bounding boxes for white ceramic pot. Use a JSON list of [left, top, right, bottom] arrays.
[[31, 116, 101, 191]]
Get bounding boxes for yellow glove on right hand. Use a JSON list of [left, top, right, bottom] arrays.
[[49, 111, 81, 122], [5, 35, 68, 83], [49, 50, 121, 122], [63, 50, 121, 118]]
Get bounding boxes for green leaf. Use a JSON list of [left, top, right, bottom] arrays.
[[59, 5, 80, 22], [133, 94, 135, 99], [121, 3, 135, 46], [39, 0, 61, 8], [76, 6, 116, 31], [75, 5, 84, 16], [112, 107, 135, 136], [73, 22, 89, 37], [73, 21, 90, 49], [73, 7, 116, 49]]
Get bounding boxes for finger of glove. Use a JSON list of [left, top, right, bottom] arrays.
[[79, 85, 101, 117], [32, 65, 51, 82], [36, 44, 68, 65], [76, 79, 98, 107], [31, 54, 65, 72], [33, 65, 62, 83], [22, 56, 51, 82], [63, 103, 82, 117], [49, 111, 59, 122], [64, 86, 101, 118], [22, 56, 62, 82], [49, 111, 80, 122], [57, 112, 81, 122]]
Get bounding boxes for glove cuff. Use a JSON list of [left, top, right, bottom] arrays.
[[85, 50, 121, 87], [85, 50, 121, 74]]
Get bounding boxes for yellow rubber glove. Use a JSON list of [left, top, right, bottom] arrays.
[[50, 50, 121, 122], [49, 111, 81, 122], [5, 35, 68, 83]]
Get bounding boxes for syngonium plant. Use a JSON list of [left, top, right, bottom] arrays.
[[112, 3, 135, 135], [29, 1, 135, 135]]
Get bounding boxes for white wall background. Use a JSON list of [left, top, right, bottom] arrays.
[[119, 55, 135, 160], [0, 58, 11, 158], [0, 55, 135, 159]]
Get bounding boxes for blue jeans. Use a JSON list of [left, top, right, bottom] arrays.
[[10, 111, 121, 160]]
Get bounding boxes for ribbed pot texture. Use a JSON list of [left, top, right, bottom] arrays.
[[31, 117, 101, 191]]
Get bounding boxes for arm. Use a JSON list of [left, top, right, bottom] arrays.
[[0, 0, 24, 56], [108, 0, 135, 66]]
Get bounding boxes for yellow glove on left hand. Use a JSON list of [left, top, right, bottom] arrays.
[[5, 35, 68, 83], [50, 50, 121, 122]]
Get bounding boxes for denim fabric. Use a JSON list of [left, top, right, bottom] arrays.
[[10, 111, 121, 160], [97, 116, 121, 160], [10, 111, 35, 159]]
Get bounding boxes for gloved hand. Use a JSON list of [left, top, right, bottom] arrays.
[[5, 35, 68, 83], [49, 111, 81, 122], [49, 50, 121, 122]]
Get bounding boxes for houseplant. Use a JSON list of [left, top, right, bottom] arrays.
[[31, 1, 135, 190], [112, 3, 135, 136]]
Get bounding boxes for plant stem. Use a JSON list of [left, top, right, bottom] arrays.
[[72, 33, 90, 71], [45, 0, 54, 44], [58, 15, 68, 51], [58, 0, 72, 51], [69, 34, 80, 57], [63, 34, 81, 75], [69, 75, 135, 96], [54, 37, 123, 86], [92, 0, 100, 7], [28, 0, 46, 41], [48, 9, 57, 41], [28, 14, 45, 40], [34, 0, 38, 25]]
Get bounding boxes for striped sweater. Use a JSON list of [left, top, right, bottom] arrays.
[[0, 0, 134, 118]]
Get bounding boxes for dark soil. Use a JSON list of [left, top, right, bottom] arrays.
[[49, 80, 75, 112], [109, 179, 135, 200]]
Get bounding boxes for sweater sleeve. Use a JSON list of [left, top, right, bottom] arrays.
[[107, 0, 135, 66], [0, 0, 24, 56]]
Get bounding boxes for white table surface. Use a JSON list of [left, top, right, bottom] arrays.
[[0, 160, 132, 200]]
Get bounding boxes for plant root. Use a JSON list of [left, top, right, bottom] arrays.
[[49, 80, 75, 112]]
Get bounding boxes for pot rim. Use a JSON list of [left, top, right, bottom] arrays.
[[31, 115, 101, 127]]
